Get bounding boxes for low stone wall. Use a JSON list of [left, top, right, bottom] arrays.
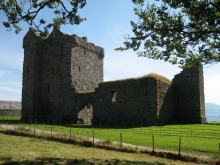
[[0, 110, 21, 116]]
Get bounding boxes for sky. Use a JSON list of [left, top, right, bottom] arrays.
[[0, 1, 219, 105]]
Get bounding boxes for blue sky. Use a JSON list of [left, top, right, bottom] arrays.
[[0, 1, 220, 105]]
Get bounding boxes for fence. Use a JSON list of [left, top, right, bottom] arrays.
[[0, 121, 220, 157]]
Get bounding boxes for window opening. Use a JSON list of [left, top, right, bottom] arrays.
[[79, 66, 81, 72], [111, 91, 117, 102], [84, 49, 86, 54]]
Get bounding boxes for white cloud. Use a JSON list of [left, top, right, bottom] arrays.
[[204, 74, 220, 105]]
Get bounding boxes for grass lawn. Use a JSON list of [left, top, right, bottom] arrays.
[[1, 119, 220, 159], [0, 116, 21, 121], [0, 133, 200, 165]]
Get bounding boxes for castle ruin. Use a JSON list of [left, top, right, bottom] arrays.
[[21, 27, 206, 125]]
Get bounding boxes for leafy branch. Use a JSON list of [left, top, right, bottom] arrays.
[[116, 0, 220, 68], [0, 0, 87, 37]]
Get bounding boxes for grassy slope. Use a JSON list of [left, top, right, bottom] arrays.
[[0, 133, 199, 165]]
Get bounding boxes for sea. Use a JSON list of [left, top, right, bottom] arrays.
[[206, 114, 220, 122]]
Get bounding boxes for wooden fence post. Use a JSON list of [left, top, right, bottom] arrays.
[[93, 130, 94, 147], [152, 135, 154, 152], [51, 126, 52, 138], [219, 143, 220, 153], [70, 128, 72, 140], [34, 124, 36, 137], [120, 132, 122, 148], [178, 137, 181, 156]]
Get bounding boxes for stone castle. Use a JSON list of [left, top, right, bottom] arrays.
[[21, 27, 206, 125]]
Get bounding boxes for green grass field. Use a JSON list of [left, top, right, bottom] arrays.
[[1, 120, 220, 159], [0, 133, 203, 165], [0, 116, 21, 121]]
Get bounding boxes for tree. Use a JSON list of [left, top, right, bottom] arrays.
[[0, 0, 86, 37], [116, 0, 220, 68]]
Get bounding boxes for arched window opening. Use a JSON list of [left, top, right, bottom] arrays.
[[111, 90, 117, 102]]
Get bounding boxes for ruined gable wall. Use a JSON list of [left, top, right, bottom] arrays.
[[92, 78, 158, 126], [172, 65, 206, 124]]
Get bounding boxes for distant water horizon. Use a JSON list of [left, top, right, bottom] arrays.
[[206, 114, 220, 122]]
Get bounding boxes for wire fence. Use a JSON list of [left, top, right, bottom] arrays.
[[0, 120, 220, 157]]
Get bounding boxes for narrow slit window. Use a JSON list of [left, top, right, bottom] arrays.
[[111, 91, 117, 102], [79, 66, 81, 72]]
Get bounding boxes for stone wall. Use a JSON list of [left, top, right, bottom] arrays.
[[91, 78, 159, 126], [0, 110, 21, 117], [22, 28, 42, 122], [172, 65, 206, 123], [22, 27, 205, 125], [0, 101, 21, 116], [22, 27, 104, 123]]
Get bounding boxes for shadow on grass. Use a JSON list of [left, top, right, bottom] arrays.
[[1, 157, 166, 165]]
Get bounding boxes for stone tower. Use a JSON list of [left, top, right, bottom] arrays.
[[172, 65, 206, 124], [22, 27, 104, 122]]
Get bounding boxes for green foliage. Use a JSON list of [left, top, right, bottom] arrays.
[[0, 0, 86, 37], [116, 0, 220, 68]]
